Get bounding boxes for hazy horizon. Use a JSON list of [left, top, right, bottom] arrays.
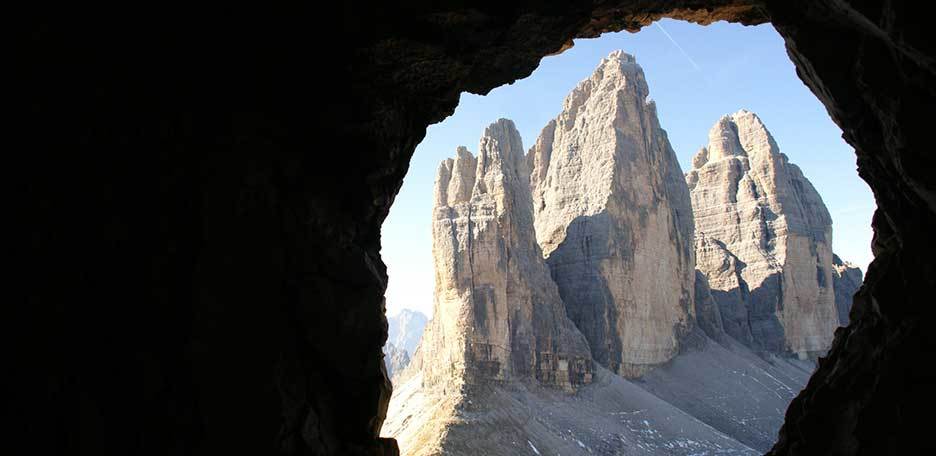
[[382, 19, 875, 318]]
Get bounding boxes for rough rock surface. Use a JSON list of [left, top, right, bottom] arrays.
[[687, 110, 839, 359], [693, 270, 727, 342], [831, 254, 862, 327], [694, 233, 755, 346], [415, 119, 593, 390], [387, 309, 428, 357], [383, 343, 411, 380], [529, 51, 695, 378], [383, 119, 595, 454]]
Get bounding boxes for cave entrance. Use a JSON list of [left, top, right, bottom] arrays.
[[379, 19, 874, 455]]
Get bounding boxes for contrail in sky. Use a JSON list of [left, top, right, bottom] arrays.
[[654, 22, 701, 71]]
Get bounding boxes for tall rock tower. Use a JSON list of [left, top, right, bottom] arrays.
[[529, 51, 696, 377], [686, 110, 839, 359], [415, 119, 593, 390]]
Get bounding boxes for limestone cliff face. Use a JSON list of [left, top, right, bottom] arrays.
[[686, 110, 839, 359], [414, 119, 593, 390], [529, 51, 695, 377], [831, 254, 862, 326]]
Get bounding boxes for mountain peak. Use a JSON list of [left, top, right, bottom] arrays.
[[418, 119, 594, 390], [604, 49, 637, 64], [530, 46, 694, 378], [688, 111, 839, 358], [700, 109, 780, 165]]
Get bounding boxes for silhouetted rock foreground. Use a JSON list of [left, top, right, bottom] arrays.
[[383, 52, 862, 455]]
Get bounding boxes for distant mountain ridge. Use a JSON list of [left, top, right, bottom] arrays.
[[387, 309, 428, 357], [383, 342, 411, 379]]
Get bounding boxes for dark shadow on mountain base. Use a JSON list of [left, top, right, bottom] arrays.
[[747, 273, 789, 354], [709, 272, 788, 356], [546, 211, 624, 374]]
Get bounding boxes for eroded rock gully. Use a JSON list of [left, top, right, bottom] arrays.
[[23, 1, 934, 455]]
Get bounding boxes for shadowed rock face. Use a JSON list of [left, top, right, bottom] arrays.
[[416, 119, 593, 390], [24, 1, 935, 455], [687, 111, 838, 359], [831, 255, 863, 326], [694, 233, 756, 346], [693, 270, 727, 342], [529, 51, 695, 378]]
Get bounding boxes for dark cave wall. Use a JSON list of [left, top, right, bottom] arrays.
[[20, 1, 934, 455], [22, 7, 399, 455], [766, 1, 936, 454]]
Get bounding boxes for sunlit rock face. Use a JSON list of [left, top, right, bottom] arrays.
[[686, 110, 839, 359], [529, 51, 696, 378], [831, 254, 862, 326], [415, 119, 593, 391]]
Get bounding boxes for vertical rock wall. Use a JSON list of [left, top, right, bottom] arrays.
[[687, 110, 839, 359], [416, 119, 593, 390], [694, 233, 756, 346], [529, 51, 696, 377]]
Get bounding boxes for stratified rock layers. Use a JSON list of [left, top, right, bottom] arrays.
[[529, 51, 695, 377], [415, 119, 593, 391], [686, 110, 839, 359]]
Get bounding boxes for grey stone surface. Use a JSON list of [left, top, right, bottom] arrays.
[[387, 365, 759, 456], [383, 58, 849, 456], [413, 118, 593, 391], [694, 233, 755, 346], [385, 329, 812, 456], [693, 270, 727, 342], [635, 330, 814, 452], [687, 110, 839, 359], [529, 51, 696, 377]]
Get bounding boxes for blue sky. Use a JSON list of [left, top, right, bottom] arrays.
[[382, 20, 875, 318]]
